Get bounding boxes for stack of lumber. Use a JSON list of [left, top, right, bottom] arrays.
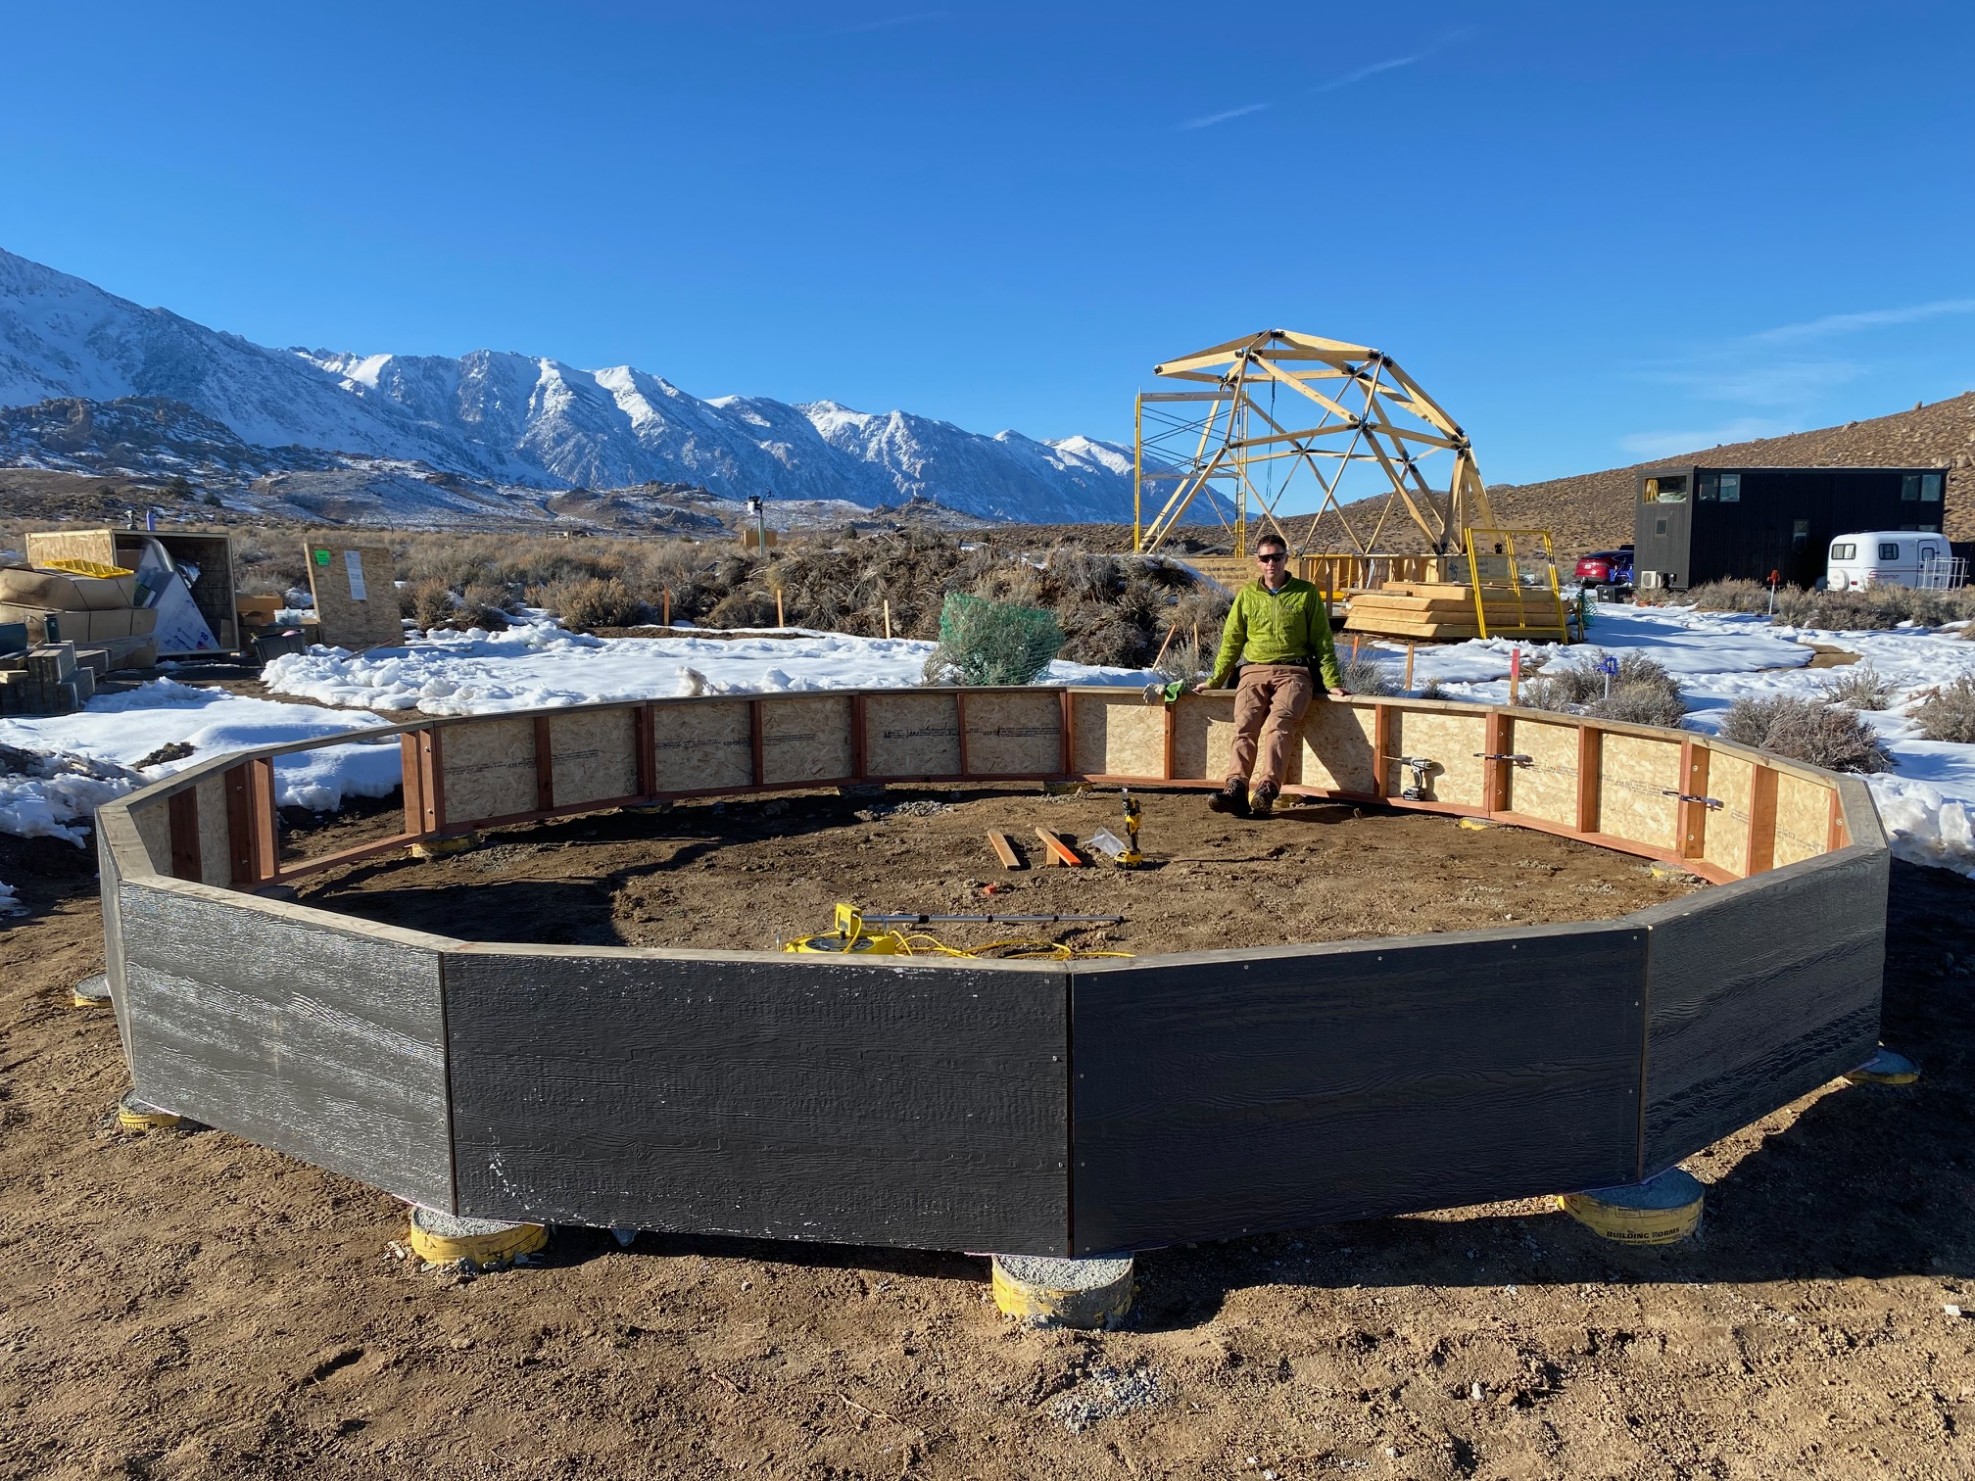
[[0, 641, 97, 715], [1341, 582, 1568, 641]]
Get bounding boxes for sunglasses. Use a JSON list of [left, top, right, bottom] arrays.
[[1256, 552, 1287, 562]]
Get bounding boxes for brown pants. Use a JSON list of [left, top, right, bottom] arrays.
[[1231, 663, 1315, 792]]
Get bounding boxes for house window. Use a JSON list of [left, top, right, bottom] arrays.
[[1646, 475, 1688, 503], [1903, 474, 1921, 501], [1655, 518, 1668, 535], [1793, 520, 1809, 551], [1719, 473, 1741, 502], [1698, 474, 1718, 502], [1923, 472, 1944, 502], [1879, 542, 1901, 561]]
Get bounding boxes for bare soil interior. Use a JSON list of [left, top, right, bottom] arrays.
[[289, 787, 1700, 955]]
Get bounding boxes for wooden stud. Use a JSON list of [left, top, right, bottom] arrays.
[[1371, 703, 1392, 800], [533, 716, 555, 812], [1162, 702, 1176, 780], [1059, 689, 1076, 777], [424, 727, 447, 833], [1679, 739, 1711, 860], [1747, 766, 1779, 875], [249, 757, 278, 883], [955, 690, 972, 778], [850, 693, 869, 780], [400, 733, 425, 838], [1826, 786, 1847, 853], [1575, 725, 1602, 835], [987, 831, 1022, 870], [749, 699, 765, 787], [167, 788, 201, 882], [1035, 828, 1084, 867], [224, 764, 256, 888], [634, 703, 658, 799], [1481, 712, 1510, 815]]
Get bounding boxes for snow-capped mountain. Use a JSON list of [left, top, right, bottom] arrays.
[[0, 248, 1148, 522]]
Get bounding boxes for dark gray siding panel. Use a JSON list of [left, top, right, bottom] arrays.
[[443, 950, 1070, 1253], [1071, 926, 1647, 1256], [98, 824, 133, 1065], [1637, 848, 1886, 1173], [119, 883, 453, 1208]]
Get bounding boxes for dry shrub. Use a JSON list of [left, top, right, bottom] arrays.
[[1913, 676, 1975, 743], [1338, 654, 1393, 696], [545, 576, 645, 630], [1521, 651, 1684, 726], [1718, 695, 1892, 773], [408, 578, 454, 631], [1687, 578, 1773, 613], [1819, 665, 1893, 710], [1773, 584, 1975, 631]]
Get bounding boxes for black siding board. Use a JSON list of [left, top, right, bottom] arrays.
[[119, 883, 453, 1207], [1070, 927, 1647, 1256], [442, 951, 1071, 1253], [1637, 848, 1886, 1171]]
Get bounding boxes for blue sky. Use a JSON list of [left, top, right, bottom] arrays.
[[2, 0, 1971, 497]]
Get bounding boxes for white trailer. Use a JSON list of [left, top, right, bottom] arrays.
[[1826, 531, 1966, 592]]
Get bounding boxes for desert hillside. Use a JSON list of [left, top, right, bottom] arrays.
[[1287, 392, 1975, 555]]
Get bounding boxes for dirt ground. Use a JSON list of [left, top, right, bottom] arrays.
[[287, 787, 1700, 957], [4, 827, 1975, 1479]]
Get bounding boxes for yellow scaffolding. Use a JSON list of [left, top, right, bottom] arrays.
[[1462, 528, 1571, 641]]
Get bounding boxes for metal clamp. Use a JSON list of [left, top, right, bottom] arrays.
[[1661, 790, 1723, 810], [1473, 752, 1533, 766]]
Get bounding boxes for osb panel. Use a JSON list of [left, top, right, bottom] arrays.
[[441, 717, 538, 823], [1702, 749, 1755, 878], [304, 541, 402, 651], [963, 691, 1063, 776], [195, 775, 231, 888], [23, 531, 118, 568], [761, 696, 853, 786], [132, 798, 172, 874], [1170, 695, 1235, 783], [653, 701, 753, 793], [1596, 733, 1683, 849], [864, 693, 961, 777], [1385, 710, 1487, 807], [550, 708, 639, 807], [1072, 694, 1165, 778], [1505, 718, 1580, 825], [1774, 773, 1835, 868], [1300, 702, 1378, 794]]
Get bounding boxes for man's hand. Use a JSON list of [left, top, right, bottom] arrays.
[[1328, 686, 1349, 697]]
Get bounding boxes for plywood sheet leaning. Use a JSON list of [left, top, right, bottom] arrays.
[[963, 690, 1063, 776], [440, 716, 537, 824], [1384, 709, 1488, 807], [1072, 693, 1165, 778], [1634, 845, 1886, 1173], [549, 707, 639, 808], [760, 695, 854, 786], [119, 882, 456, 1209], [1170, 693, 1238, 783], [1069, 924, 1648, 1254], [652, 700, 753, 793], [1504, 717, 1580, 826], [303, 540, 402, 651], [1594, 733, 1683, 849], [1701, 747, 1756, 877], [1298, 700, 1377, 794], [442, 947, 1071, 1253], [1773, 771, 1835, 868], [863, 693, 961, 777]]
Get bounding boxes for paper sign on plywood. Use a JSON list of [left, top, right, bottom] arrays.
[[344, 550, 367, 603]]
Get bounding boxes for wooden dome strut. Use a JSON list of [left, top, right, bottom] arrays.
[[1132, 329, 1496, 558]]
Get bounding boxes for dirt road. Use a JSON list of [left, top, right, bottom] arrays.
[[3, 830, 1972, 1480]]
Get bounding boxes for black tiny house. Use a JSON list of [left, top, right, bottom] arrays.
[[1632, 465, 1947, 591]]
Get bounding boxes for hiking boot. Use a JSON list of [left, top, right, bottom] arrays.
[[1249, 782, 1280, 817], [1207, 776, 1250, 817]]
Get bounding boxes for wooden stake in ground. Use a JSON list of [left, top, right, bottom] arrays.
[[986, 831, 1023, 870], [662, 587, 671, 628], [1509, 646, 1522, 705], [776, 589, 786, 628], [883, 600, 892, 640], [1033, 828, 1084, 867], [1150, 623, 1180, 670], [1403, 642, 1416, 691]]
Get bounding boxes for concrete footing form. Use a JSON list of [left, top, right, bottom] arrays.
[[92, 687, 1889, 1263]]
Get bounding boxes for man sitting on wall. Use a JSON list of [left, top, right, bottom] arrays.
[[1205, 532, 1347, 818]]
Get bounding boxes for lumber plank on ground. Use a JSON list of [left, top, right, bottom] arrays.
[[987, 831, 1023, 870], [1034, 828, 1085, 867]]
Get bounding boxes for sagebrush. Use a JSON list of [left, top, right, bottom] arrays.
[[1718, 695, 1892, 772], [1912, 676, 1975, 744]]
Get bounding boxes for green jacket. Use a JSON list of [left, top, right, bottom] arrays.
[[1208, 575, 1344, 690]]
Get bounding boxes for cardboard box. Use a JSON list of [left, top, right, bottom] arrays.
[[237, 594, 284, 626], [0, 602, 151, 644], [0, 566, 140, 612]]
